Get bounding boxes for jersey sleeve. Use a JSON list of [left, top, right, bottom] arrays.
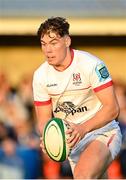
[[89, 59, 113, 92], [32, 69, 51, 106]]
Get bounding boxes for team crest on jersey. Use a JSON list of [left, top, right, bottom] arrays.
[[73, 73, 82, 85], [95, 63, 109, 82]]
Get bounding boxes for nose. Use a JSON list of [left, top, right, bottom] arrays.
[[45, 44, 52, 53]]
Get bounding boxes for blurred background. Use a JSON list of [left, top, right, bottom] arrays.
[[0, 0, 126, 179]]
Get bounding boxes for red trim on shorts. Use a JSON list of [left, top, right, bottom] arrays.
[[107, 134, 115, 147], [93, 80, 113, 92], [34, 99, 51, 106]]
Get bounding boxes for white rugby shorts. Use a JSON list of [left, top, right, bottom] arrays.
[[68, 124, 122, 172]]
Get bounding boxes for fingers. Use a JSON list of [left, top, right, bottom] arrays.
[[40, 137, 47, 154], [65, 121, 75, 134], [66, 127, 74, 134], [64, 121, 83, 149], [66, 130, 81, 149]]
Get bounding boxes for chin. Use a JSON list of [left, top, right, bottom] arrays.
[[48, 62, 56, 66], [48, 59, 57, 66], [48, 60, 54, 64]]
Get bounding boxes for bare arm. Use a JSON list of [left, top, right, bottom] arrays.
[[35, 103, 52, 135], [82, 85, 119, 134], [66, 85, 120, 147]]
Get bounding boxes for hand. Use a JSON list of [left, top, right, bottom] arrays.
[[65, 121, 85, 149], [40, 136, 47, 154]]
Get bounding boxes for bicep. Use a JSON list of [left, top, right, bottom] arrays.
[[95, 85, 119, 110]]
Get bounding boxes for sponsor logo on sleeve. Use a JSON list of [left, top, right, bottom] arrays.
[[95, 64, 109, 82]]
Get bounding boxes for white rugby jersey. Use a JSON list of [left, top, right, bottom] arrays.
[[33, 49, 114, 124]]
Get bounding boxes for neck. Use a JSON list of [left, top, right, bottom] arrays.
[[54, 48, 73, 71]]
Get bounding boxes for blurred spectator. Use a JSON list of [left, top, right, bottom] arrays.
[[0, 71, 29, 127], [3, 97, 29, 127], [16, 73, 35, 121], [17, 146, 42, 179], [13, 115, 40, 149], [0, 71, 11, 105], [0, 71, 42, 178], [0, 138, 24, 179], [0, 122, 17, 143]]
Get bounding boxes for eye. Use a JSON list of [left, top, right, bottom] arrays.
[[41, 43, 45, 46], [51, 42, 57, 46]]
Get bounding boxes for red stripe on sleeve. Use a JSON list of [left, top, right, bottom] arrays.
[[93, 80, 113, 92], [34, 99, 51, 106]]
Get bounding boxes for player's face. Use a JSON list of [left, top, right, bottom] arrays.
[[41, 32, 71, 68]]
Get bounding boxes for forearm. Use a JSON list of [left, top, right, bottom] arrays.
[[37, 118, 50, 135], [82, 104, 119, 135], [35, 105, 52, 135]]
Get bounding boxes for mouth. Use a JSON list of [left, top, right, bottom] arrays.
[[47, 56, 55, 60]]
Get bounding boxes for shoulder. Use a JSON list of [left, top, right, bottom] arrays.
[[33, 61, 49, 83], [34, 61, 48, 77], [74, 49, 103, 66], [73, 50, 107, 78]]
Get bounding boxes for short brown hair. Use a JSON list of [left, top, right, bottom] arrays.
[[37, 17, 70, 40]]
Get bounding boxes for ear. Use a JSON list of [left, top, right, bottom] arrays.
[[65, 35, 71, 47]]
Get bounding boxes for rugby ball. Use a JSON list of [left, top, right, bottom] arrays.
[[43, 117, 70, 162]]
